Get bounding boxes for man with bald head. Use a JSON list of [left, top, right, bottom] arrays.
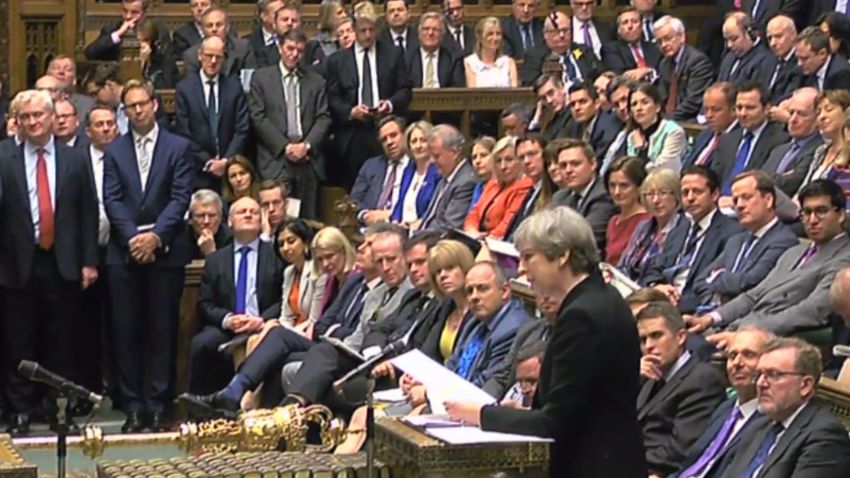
[[717, 12, 771, 85], [520, 9, 601, 86], [183, 8, 257, 78], [175, 35, 250, 191], [760, 15, 803, 105], [762, 87, 822, 196]]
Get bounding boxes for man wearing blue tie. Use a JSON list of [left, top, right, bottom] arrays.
[[720, 337, 850, 477]]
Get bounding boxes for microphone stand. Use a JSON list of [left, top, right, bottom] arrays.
[[55, 392, 68, 478], [365, 377, 376, 478]]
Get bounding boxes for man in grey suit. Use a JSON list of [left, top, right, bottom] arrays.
[[249, 29, 330, 220], [762, 88, 822, 197], [720, 337, 850, 478], [183, 8, 256, 79], [551, 138, 617, 251], [688, 180, 850, 347], [654, 15, 715, 121], [418, 124, 476, 232]]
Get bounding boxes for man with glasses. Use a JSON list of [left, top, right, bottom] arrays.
[[182, 8, 257, 78], [688, 180, 850, 350], [406, 12, 464, 89], [186, 189, 232, 259], [520, 10, 600, 87], [653, 15, 714, 121], [441, 0, 474, 57], [721, 337, 850, 477]]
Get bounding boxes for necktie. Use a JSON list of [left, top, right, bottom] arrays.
[[679, 406, 743, 477], [456, 326, 485, 380], [665, 221, 701, 281], [696, 133, 720, 166], [582, 22, 593, 52], [769, 60, 784, 91], [395, 35, 405, 55], [285, 73, 302, 141], [729, 58, 741, 79], [207, 80, 219, 152], [455, 28, 463, 48], [732, 234, 757, 273], [775, 141, 801, 174], [643, 18, 654, 42], [377, 161, 399, 209], [665, 59, 679, 116], [631, 44, 647, 68], [343, 283, 369, 328], [522, 24, 533, 50], [235, 246, 250, 314], [795, 243, 818, 270], [741, 422, 784, 478], [361, 48, 374, 107], [600, 129, 628, 175], [424, 53, 436, 88], [35, 148, 54, 249], [137, 137, 151, 190], [563, 54, 578, 82], [722, 131, 754, 196]]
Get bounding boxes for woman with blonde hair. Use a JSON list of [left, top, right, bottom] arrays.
[[469, 136, 496, 208], [796, 91, 850, 206], [393, 121, 442, 225], [312, 227, 357, 317], [424, 240, 476, 363], [464, 17, 518, 88]]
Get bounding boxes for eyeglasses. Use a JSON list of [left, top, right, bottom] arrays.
[[544, 28, 570, 36], [641, 189, 674, 199], [125, 98, 153, 110], [799, 206, 839, 220], [752, 369, 807, 383], [191, 212, 220, 221]]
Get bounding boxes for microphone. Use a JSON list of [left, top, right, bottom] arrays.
[[18, 360, 103, 406], [333, 339, 407, 391], [833, 345, 850, 357]]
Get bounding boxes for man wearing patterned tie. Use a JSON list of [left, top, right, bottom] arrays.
[[669, 327, 774, 478], [570, 0, 612, 61], [520, 10, 600, 87], [688, 180, 850, 349], [601, 6, 662, 79], [720, 337, 850, 477], [0, 89, 98, 436], [350, 116, 409, 226], [654, 15, 714, 121], [103, 79, 194, 433]]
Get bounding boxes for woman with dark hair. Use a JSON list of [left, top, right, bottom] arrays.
[[137, 18, 178, 88], [222, 155, 259, 205], [819, 12, 850, 59], [626, 82, 687, 173], [604, 156, 650, 264], [274, 218, 325, 338]]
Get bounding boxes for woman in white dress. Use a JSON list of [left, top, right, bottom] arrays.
[[464, 16, 519, 88]]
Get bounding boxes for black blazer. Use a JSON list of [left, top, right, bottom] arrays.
[[520, 43, 601, 86], [711, 122, 791, 185], [744, 0, 803, 31], [245, 28, 272, 68], [175, 72, 250, 191], [0, 142, 99, 286], [762, 136, 824, 197], [405, 47, 465, 88], [759, 52, 804, 105], [803, 55, 850, 91], [197, 241, 284, 327], [84, 19, 172, 61], [657, 45, 715, 121], [182, 37, 257, 79], [187, 222, 232, 260], [551, 177, 618, 251], [601, 40, 662, 74], [172, 21, 203, 58], [541, 107, 572, 140], [717, 40, 772, 86], [442, 24, 475, 57], [637, 355, 727, 475], [501, 16, 545, 60], [313, 271, 366, 339], [480, 272, 646, 478], [565, 110, 622, 161], [260, 39, 327, 76], [377, 25, 420, 55]]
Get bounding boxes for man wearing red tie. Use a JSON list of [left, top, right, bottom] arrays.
[[0, 89, 99, 436], [601, 6, 662, 79]]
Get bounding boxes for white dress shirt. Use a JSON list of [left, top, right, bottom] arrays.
[[402, 168, 427, 223], [24, 138, 57, 242], [572, 17, 603, 59], [355, 43, 380, 107], [200, 70, 220, 110], [89, 144, 111, 245]]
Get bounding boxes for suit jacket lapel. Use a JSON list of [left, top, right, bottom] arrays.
[[636, 379, 656, 417], [54, 145, 68, 203], [648, 357, 695, 411], [12, 145, 33, 232], [761, 402, 815, 473], [226, 244, 236, 309]]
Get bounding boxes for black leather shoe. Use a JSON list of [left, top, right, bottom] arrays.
[[178, 392, 239, 419], [121, 411, 145, 433], [6, 414, 30, 437], [148, 411, 171, 432]]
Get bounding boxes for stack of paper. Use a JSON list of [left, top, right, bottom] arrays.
[[425, 426, 554, 445]]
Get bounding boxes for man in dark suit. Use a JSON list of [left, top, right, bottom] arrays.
[[762, 87, 822, 196], [53, 99, 87, 148], [501, 0, 544, 60], [326, 8, 412, 187], [564, 82, 621, 161], [187, 196, 283, 395], [441, 0, 474, 57], [88, 63, 169, 136], [406, 12, 464, 88], [747, 0, 803, 32], [249, 29, 330, 220], [633, 0, 664, 42], [102, 80, 194, 433], [520, 10, 600, 87], [350, 116, 409, 225], [378, 0, 419, 56], [419, 125, 476, 232], [244, 0, 285, 68], [46, 56, 95, 137], [717, 13, 772, 85], [797, 26, 850, 91], [601, 6, 662, 76], [172, 0, 212, 58], [0, 90, 98, 436], [446, 207, 646, 478], [711, 81, 790, 198], [570, 0, 612, 61], [760, 15, 803, 105], [682, 82, 738, 169], [642, 166, 744, 313], [635, 302, 726, 476], [550, 139, 617, 251], [654, 15, 715, 121], [175, 36, 250, 192], [84, 0, 172, 62], [261, 5, 326, 74], [528, 74, 571, 140], [811, 0, 850, 25], [186, 189, 232, 259], [182, 9, 257, 79], [669, 327, 775, 478], [599, 77, 637, 174], [720, 338, 850, 477], [693, 172, 799, 308]]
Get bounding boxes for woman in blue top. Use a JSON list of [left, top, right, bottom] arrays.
[[392, 121, 442, 226]]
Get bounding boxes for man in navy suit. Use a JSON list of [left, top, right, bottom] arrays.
[[187, 196, 283, 396], [0, 90, 98, 436], [599, 77, 638, 175], [103, 80, 194, 433], [564, 82, 621, 161], [172, 0, 212, 58], [501, 0, 544, 60], [797, 26, 850, 91], [762, 87, 822, 197], [642, 166, 744, 313], [406, 12, 464, 88], [378, 0, 419, 56], [528, 74, 571, 140], [669, 327, 775, 478], [441, 0, 474, 57], [601, 6, 662, 77], [326, 8, 412, 188], [350, 116, 409, 225], [682, 82, 738, 169], [244, 0, 285, 68], [760, 15, 803, 105], [717, 12, 772, 86], [520, 10, 600, 87], [693, 172, 798, 309], [175, 36, 250, 192]]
